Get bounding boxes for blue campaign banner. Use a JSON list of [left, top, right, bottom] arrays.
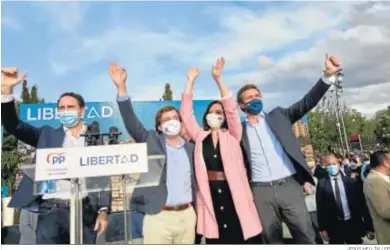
[[19, 101, 310, 140], [19, 100, 214, 140]]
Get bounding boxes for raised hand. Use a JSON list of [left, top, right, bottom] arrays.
[[1, 67, 27, 94], [187, 67, 200, 82], [211, 57, 225, 80], [109, 63, 127, 89], [324, 54, 341, 75]]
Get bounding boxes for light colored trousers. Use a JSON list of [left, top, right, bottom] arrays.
[[143, 206, 196, 244]]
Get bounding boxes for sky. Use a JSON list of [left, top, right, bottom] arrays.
[[2, 1, 390, 117]]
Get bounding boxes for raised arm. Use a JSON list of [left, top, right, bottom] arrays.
[[180, 67, 202, 140], [109, 63, 149, 142], [282, 55, 341, 124], [212, 57, 242, 141], [1, 68, 41, 147]]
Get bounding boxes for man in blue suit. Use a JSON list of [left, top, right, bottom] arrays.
[[1, 67, 110, 244]]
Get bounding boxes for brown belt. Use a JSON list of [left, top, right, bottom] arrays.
[[207, 171, 227, 181], [163, 202, 192, 211]]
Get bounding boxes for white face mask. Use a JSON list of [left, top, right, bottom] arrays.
[[206, 113, 225, 129], [161, 119, 181, 136]]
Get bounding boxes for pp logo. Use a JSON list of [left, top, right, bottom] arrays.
[[47, 152, 65, 165]]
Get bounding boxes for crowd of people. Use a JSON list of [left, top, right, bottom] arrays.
[[1, 55, 389, 245], [308, 151, 390, 244]]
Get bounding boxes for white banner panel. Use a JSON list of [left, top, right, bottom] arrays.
[[35, 143, 148, 181]]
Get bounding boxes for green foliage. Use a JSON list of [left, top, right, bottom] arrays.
[[162, 83, 173, 101], [308, 105, 389, 154], [308, 110, 340, 154], [30, 85, 39, 103], [30, 85, 45, 104], [1, 136, 24, 194], [21, 80, 30, 103], [374, 108, 390, 147]]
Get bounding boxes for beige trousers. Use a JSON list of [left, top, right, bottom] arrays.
[[143, 206, 196, 244]]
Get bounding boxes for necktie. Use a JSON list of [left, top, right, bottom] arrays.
[[333, 178, 345, 220]]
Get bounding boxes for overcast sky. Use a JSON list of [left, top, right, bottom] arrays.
[[2, 1, 389, 117]]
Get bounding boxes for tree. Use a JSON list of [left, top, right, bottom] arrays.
[[30, 85, 39, 103], [20, 80, 30, 103], [1, 135, 24, 194], [30, 85, 45, 103], [162, 83, 173, 101], [1, 80, 44, 194], [374, 108, 390, 148], [308, 110, 340, 154], [342, 109, 376, 151]]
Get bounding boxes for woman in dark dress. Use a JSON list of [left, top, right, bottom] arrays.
[[180, 58, 262, 244], [202, 133, 246, 244]]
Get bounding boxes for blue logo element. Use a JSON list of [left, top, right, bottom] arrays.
[[47, 152, 65, 165]]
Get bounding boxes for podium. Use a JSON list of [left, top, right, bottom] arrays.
[[20, 143, 164, 244]]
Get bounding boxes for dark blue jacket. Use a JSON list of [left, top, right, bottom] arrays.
[[2, 100, 111, 213]]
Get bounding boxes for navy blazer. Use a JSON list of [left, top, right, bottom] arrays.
[[316, 174, 370, 235], [2, 100, 111, 213], [241, 78, 331, 185], [117, 97, 196, 215]]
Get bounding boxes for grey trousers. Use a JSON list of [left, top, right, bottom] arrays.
[[251, 176, 315, 244]]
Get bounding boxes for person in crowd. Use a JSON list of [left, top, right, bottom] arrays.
[[335, 154, 345, 172], [314, 156, 330, 180], [303, 171, 323, 244], [109, 63, 196, 244], [363, 150, 390, 244], [316, 154, 371, 244], [342, 157, 352, 175], [360, 155, 371, 182], [351, 157, 363, 180], [1, 67, 110, 244], [180, 58, 262, 244], [237, 55, 341, 244]]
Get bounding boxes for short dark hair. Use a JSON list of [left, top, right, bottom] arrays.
[[155, 106, 181, 133], [202, 100, 228, 130], [57, 92, 85, 108], [370, 150, 390, 168], [236, 84, 261, 104]]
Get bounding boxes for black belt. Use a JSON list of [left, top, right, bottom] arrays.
[[251, 176, 293, 187]]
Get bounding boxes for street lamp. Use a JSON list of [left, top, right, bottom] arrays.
[[329, 69, 350, 155]]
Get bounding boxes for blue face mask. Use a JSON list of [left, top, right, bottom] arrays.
[[327, 165, 340, 176], [58, 110, 80, 128], [246, 99, 263, 115]]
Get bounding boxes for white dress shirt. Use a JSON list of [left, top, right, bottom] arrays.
[[246, 74, 335, 182], [42, 126, 89, 200], [330, 173, 351, 220]]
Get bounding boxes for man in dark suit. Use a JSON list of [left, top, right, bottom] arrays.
[[1, 67, 110, 244], [238, 55, 341, 244], [316, 154, 370, 244], [109, 63, 197, 244]]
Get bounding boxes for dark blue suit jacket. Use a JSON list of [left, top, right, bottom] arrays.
[[241, 79, 331, 185], [2, 100, 111, 213], [316, 174, 370, 235]]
